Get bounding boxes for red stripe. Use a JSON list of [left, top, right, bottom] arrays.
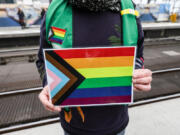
[[54, 47, 135, 59], [61, 96, 131, 106], [51, 26, 66, 32]]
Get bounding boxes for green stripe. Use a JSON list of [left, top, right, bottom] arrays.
[[54, 35, 64, 40], [77, 67, 133, 78], [78, 76, 132, 89]]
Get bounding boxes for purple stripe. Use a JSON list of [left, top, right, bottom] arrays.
[[61, 96, 131, 106], [49, 38, 62, 44]]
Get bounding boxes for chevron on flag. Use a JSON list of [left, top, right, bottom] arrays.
[[44, 47, 136, 107]]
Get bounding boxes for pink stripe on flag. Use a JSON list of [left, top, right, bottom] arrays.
[[61, 96, 131, 106], [47, 68, 62, 91]]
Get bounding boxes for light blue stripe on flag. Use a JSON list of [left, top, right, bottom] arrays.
[[46, 60, 70, 98]]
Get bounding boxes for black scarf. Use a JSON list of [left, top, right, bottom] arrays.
[[68, 0, 121, 12]]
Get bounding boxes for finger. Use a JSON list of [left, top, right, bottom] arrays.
[[44, 104, 61, 112], [133, 69, 152, 79], [133, 76, 152, 84], [44, 105, 54, 112], [54, 106, 61, 112], [133, 87, 138, 92], [40, 94, 61, 112], [39, 86, 61, 112], [133, 87, 143, 92], [39, 91, 49, 105], [41, 85, 49, 95], [134, 84, 151, 92], [133, 69, 152, 78], [39, 93, 61, 112]]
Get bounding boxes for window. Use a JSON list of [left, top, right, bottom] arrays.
[[0, 0, 14, 3]]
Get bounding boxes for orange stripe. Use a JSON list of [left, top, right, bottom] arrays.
[[64, 56, 134, 69], [53, 29, 66, 35], [52, 27, 66, 32]]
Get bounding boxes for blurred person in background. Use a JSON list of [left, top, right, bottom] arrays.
[[17, 8, 26, 29], [41, 8, 46, 20]]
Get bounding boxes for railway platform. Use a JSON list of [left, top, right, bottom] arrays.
[[0, 27, 40, 38], [142, 22, 180, 30], [2, 97, 180, 135], [0, 22, 180, 38], [1, 22, 180, 48]]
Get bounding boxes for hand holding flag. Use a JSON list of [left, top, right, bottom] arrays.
[[39, 85, 62, 112], [133, 69, 152, 91]]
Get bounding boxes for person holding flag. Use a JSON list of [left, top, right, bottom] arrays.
[[36, 0, 152, 135]]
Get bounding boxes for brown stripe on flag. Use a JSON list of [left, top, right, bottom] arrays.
[[46, 53, 79, 104]]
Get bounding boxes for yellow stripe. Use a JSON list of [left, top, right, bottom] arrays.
[[54, 32, 65, 38], [77, 67, 133, 78], [65, 56, 134, 69], [121, 9, 139, 17], [53, 29, 66, 35]]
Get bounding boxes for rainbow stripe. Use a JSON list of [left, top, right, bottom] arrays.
[[51, 47, 135, 106], [49, 27, 66, 45]]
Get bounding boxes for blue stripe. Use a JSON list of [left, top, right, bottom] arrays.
[[68, 86, 132, 98], [46, 60, 70, 98], [51, 37, 63, 43]]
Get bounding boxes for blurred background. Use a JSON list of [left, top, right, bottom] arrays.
[[0, 0, 180, 28], [0, 0, 49, 27], [0, 0, 180, 135]]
